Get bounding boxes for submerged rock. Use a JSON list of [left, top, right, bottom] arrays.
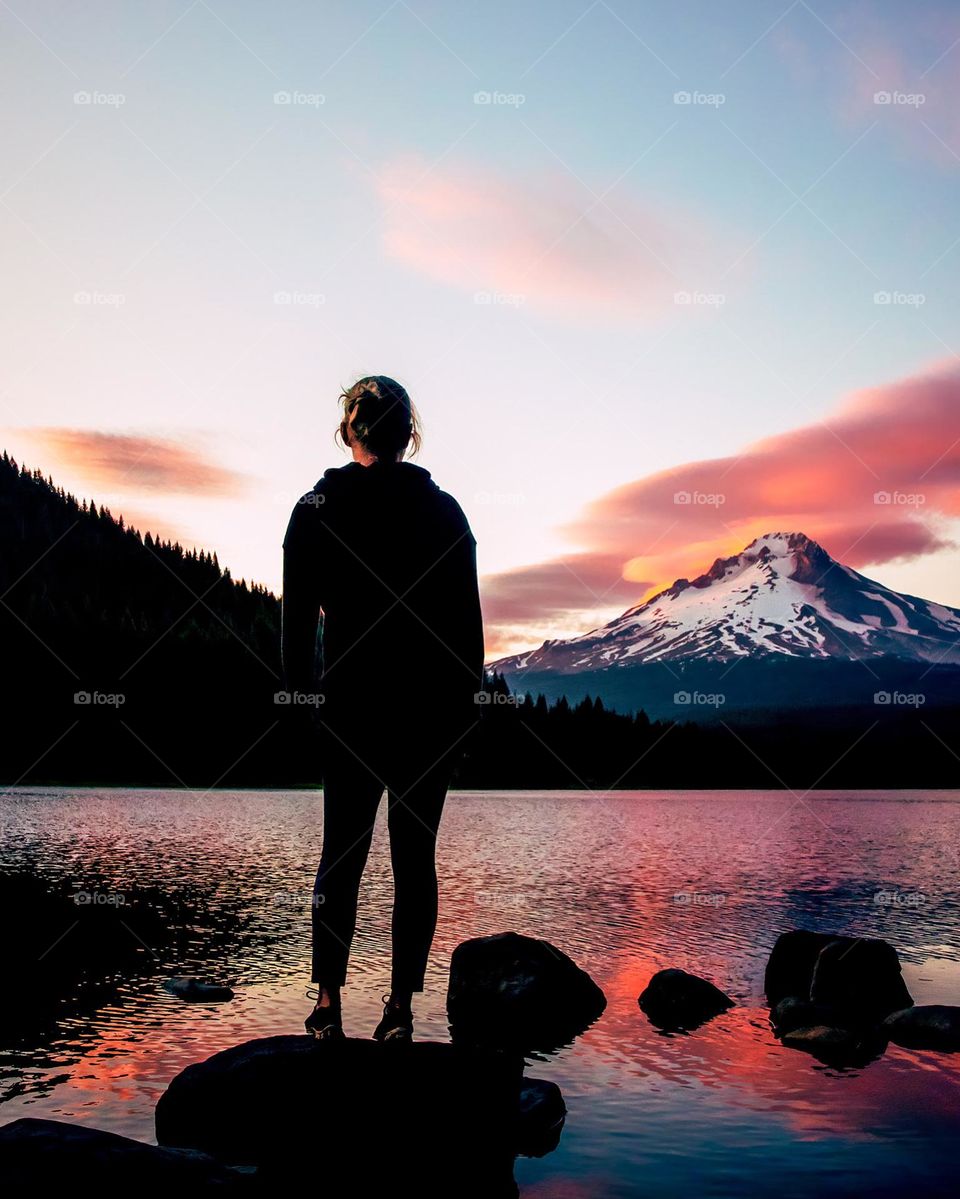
[[162, 976, 235, 1002], [765, 930, 912, 1018], [780, 1024, 884, 1068], [447, 931, 606, 1050], [638, 968, 734, 1031], [156, 1034, 534, 1196], [516, 1079, 566, 1158], [0, 1117, 251, 1192], [770, 996, 840, 1035], [882, 1005, 960, 1051]]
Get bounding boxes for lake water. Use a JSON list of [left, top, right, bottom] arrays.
[[2, 788, 959, 1196]]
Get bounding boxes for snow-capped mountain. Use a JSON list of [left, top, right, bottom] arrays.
[[492, 532, 960, 678]]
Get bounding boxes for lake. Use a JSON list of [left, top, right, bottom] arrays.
[[2, 787, 959, 1196]]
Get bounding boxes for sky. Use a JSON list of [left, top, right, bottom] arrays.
[[2, 0, 959, 656]]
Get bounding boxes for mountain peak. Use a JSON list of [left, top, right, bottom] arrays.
[[491, 532, 960, 675]]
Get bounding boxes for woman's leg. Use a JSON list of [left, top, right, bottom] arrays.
[[312, 750, 385, 988], [385, 751, 456, 995]]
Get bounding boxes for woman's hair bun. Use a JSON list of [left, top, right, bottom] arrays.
[[336, 375, 421, 459]]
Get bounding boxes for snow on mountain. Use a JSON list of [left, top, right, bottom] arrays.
[[491, 532, 960, 677]]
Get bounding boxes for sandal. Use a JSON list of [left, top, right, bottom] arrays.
[[304, 986, 344, 1040]]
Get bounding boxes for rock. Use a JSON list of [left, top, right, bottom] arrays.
[[780, 1024, 883, 1067], [0, 1118, 251, 1193], [447, 931, 606, 1051], [809, 936, 912, 1017], [782, 1024, 855, 1050], [765, 930, 838, 1006], [765, 929, 912, 1018], [882, 1005, 960, 1051], [516, 1079, 566, 1158], [156, 1035, 525, 1197], [162, 976, 235, 1002], [770, 996, 840, 1035], [638, 968, 734, 1031]]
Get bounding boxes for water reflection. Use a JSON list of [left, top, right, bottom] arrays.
[[1, 788, 959, 1195]]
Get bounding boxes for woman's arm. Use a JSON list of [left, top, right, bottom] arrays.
[[281, 494, 323, 696]]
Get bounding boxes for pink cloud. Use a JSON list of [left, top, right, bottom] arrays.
[[816, 11, 960, 167], [20, 429, 247, 496], [482, 362, 960, 652], [376, 157, 735, 321]]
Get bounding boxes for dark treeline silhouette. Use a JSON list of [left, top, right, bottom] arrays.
[[2, 454, 958, 789]]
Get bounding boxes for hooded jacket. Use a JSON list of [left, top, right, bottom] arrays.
[[281, 461, 484, 740]]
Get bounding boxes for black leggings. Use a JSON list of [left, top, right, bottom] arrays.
[[312, 736, 457, 993]]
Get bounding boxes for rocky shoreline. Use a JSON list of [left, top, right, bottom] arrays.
[[2, 928, 957, 1194]]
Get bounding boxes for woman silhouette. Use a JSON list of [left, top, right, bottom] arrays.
[[281, 376, 484, 1042]]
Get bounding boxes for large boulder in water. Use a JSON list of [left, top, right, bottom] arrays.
[[447, 932, 606, 1050], [0, 1118, 251, 1193], [156, 1034, 529, 1196], [882, 1005, 960, 1051], [638, 968, 734, 1031], [765, 930, 912, 1019]]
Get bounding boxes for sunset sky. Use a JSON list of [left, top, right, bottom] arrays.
[[2, 0, 959, 655]]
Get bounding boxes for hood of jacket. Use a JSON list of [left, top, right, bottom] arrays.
[[315, 460, 438, 494]]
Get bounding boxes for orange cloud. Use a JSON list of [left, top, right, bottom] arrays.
[[21, 429, 247, 496], [482, 362, 960, 651], [376, 156, 735, 321]]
